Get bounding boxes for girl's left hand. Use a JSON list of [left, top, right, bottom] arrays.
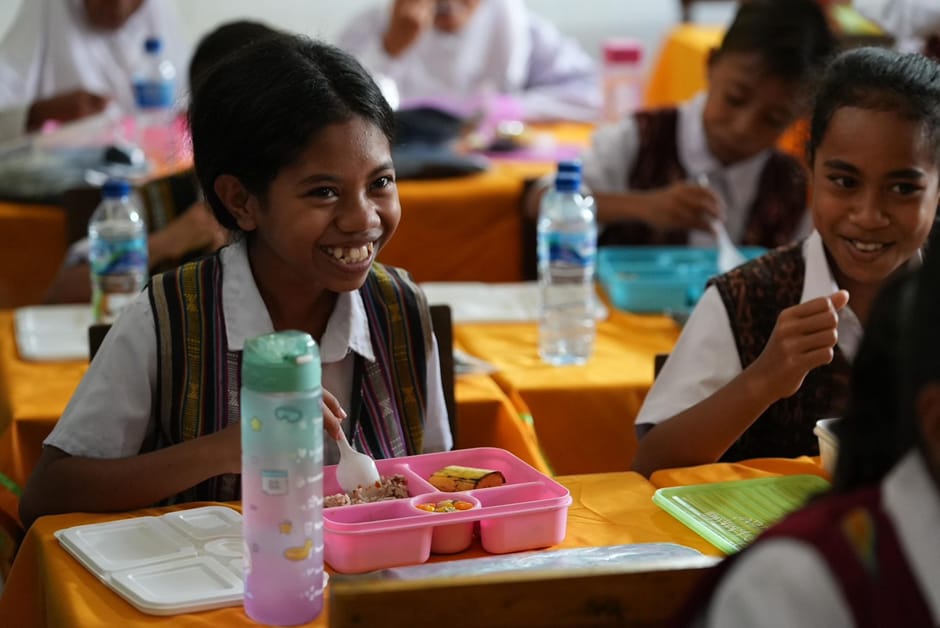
[[322, 388, 346, 440]]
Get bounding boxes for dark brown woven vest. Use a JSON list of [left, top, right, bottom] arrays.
[[599, 108, 808, 249], [708, 242, 851, 461]]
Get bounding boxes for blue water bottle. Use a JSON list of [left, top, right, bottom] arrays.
[[241, 331, 325, 625], [537, 160, 598, 365]]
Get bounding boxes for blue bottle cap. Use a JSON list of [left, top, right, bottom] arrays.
[[242, 331, 321, 393], [144, 37, 162, 53], [556, 160, 582, 174], [101, 179, 131, 198], [554, 171, 581, 192]]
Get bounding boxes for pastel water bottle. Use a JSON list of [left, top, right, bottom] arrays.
[[241, 331, 324, 625]]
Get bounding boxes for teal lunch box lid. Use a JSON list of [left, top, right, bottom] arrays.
[[241, 330, 320, 393]]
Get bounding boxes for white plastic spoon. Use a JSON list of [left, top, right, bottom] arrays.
[[335, 430, 380, 494], [693, 173, 747, 273], [711, 217, 747, 273]]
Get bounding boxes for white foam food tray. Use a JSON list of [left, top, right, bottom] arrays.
[[55, 506, 245, 615], [13, 304, 92, 361]]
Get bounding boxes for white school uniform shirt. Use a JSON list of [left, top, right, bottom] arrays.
[[582, 92, 811, 247], [0, 0, 190, 141], [45, 239, 452, 466], [701, 450, 940, 627], [854, 0, 940, 53], [635, 231, 863, 429], [337, 0, 601, 122]]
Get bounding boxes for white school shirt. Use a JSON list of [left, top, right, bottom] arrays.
[[337, 0, 601, 122], [0, 0, 189, 141], [582, 92, 810, 247], [635, 231, 863, 428], [45, 240, 452, 466], [854, 0, 940, 53], [702, 450, 940, 627]]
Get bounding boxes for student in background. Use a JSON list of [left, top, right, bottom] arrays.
[[19, 34, 452, 528], [581, 0, 834, 248], [690, 232, 940, 627], [42, 20, 282, 305], [337, 0, 600, 122], [0, 0, 189, 141], [632, 47, 940, 476]]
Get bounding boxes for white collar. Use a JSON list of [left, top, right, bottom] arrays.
[[677, 92, 772, 224], [800, 231, 840, 303], [883, 450, 940, 624], [219, 239, 375, 363], [800, 231, 862, 361]]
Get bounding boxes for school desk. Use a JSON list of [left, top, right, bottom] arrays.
[[0, 470, 724, 627], [453, 308, 681, 476], [0, 310, 546, 506]]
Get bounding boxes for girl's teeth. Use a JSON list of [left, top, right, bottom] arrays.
[[326, 243, 375, 264], [851, 240, 884, 252]]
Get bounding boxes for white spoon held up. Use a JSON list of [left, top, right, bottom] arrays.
[[335, 430, 380, 494], [693, 173, 747, 273]]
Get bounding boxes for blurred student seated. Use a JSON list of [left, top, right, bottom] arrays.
[[44, 20, 282, 304], [0, 0, 189, 142], [338, 0, 601, 123], [576, 0, 835, 249]]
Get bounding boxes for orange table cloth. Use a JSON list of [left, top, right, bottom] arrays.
[[454, 308, 680, 476], [650, 456, 828, 488], [0, 202, 68, 309], [0, 311, 546, 509], [0, 471, 720, 627]]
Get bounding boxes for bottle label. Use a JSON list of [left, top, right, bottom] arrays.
[[133, 79, 174, 108], [90, 235, 148, 276], [544, 231, 597, 267]]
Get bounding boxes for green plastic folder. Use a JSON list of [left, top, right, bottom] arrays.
[[652, 475, 831, 555]]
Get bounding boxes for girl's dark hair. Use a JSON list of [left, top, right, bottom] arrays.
[[899, 228, 940, 458], [808, 47, 940, 165], [188, 20, 280, 88], [717, 0, 835, 82], [188, 34, 395, 230], [831, 271, 917, 492]]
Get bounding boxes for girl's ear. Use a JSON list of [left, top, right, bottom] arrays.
[[916, 382, 940, 461], [214, 174, 260, 232]]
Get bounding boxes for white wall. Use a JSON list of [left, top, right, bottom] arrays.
[[0, 1, 737, 77]]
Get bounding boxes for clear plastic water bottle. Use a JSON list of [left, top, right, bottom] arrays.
[[88, 179, 148, 324], [241, 331, 325, 625], [537, 161, 598, 365], [132, 36, 176, 160]]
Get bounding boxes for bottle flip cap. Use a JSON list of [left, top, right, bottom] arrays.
[[242, 330, 321, 393], [555, 160, 582, 191], [144, 37, 162, 53], [603, 38, 643, 65], [101, 179, 131, 198]]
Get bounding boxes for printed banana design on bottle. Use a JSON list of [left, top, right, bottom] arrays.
[[428, 465, 506, 491]]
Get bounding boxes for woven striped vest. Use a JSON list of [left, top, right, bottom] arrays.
[[599, 108, 808, 248], [148, 253, 432, 504], [707, 243, 851, 461]]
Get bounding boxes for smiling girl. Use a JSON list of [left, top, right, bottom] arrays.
[[633, 48, 940, 476], [20, 35, 452, 527]]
